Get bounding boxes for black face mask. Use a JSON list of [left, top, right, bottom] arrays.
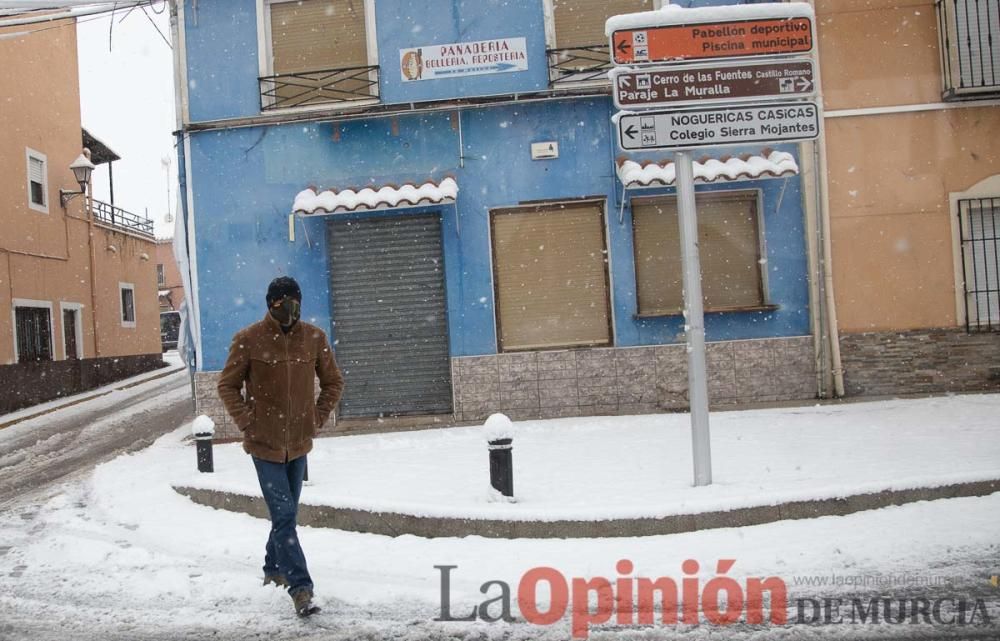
[[269, 298, 301, 328]]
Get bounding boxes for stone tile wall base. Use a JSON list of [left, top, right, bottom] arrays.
[[196, 337, 818, 434], [453, 336, 817, 423], [840, 328, 1000, 396], [0, 354, 167, 415]]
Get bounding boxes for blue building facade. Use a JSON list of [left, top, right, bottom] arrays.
[[176, 0, 819, 434]]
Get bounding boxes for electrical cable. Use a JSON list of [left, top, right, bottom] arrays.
[[0, 1, 147, 28], [140, 2, 170, 48], [0, 1, 167, 45]]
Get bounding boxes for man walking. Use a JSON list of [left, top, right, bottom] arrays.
[[217, 276, 344, 616]]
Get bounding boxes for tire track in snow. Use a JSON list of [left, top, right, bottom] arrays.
[[0, 370, 192, 510]]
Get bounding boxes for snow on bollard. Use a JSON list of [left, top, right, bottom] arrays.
[[484, 413, 514, 500], [191, 414, 215, 473]]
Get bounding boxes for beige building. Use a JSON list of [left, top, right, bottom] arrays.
[[155, 239, 185, 311], [814, 0, 1000, 396], [0, 16, 163, 413]]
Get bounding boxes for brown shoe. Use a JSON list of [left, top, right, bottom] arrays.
[[291, 588, 321, 617], [263, 573, 288, 588]]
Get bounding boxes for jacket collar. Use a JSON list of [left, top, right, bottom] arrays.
[[262, 310, 302, 336]]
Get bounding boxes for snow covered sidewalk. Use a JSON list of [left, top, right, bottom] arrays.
[[174, 394, 1000, 526], [3, 394, 999, 640]]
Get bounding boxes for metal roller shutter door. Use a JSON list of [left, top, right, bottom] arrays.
[[327, 214, 453, 417]]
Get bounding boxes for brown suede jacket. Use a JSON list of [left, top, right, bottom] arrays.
[[217, 312, 344, 463]]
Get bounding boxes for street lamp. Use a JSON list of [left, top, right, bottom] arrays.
[[60, 150, 95, 207]]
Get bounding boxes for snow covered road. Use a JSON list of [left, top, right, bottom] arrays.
[[0, 389, 998, 640], [0, 365, 192, 510]]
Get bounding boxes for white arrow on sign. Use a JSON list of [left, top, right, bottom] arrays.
[[616, 101, 820, 151], [611, 58, 816, 111]]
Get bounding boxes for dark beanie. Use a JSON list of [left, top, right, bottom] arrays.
[[266, 276, 302, 306]]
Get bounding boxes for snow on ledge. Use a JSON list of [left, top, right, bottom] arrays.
[[293, 177, 458, 215], [617, 149, 798, 188], [606, 2, 814, 36]]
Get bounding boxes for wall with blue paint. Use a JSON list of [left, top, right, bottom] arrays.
[[183, 0, 261, 122], [613, 166, 810, 347], [181, 0, 552, 123], [180, 0, 784, 123], [376, 0, 550, 104], [186, 95, 810, 371]]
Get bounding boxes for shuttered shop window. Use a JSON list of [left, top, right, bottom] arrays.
[[269, 0, 368, 73], [632, 192, 764, 315], [492, 202, 611, 351], [552, 0, 653, 48]]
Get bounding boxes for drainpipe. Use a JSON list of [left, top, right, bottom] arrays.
[[85, 150, 101, 358], [808, 1, 845, 397], [799, 143, 828, 398]]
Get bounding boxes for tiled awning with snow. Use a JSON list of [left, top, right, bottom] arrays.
[[616, 149, 798, 189], [292, 177, 457, 215]]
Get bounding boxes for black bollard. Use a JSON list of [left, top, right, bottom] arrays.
[[195, 432, 214, 473], [488, 438, 513, 497], [303, 458, 309, 483]]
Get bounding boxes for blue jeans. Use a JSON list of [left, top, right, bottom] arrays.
[[252, 455, 313, 595]]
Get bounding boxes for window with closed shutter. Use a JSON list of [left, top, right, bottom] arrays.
[[266, 0, 373, 106], [28, 155, 45, 207], [632, 191, 765, 315], [269, 0, 368, 73], [491, 201, 611, 351], [551, 0, 654, 49]]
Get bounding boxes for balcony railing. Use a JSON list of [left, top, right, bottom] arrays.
[[547, 44, 613, 86], [937, 0, 1000, 99], [259, 65, 380, 111], [92, 199, 154, 238]]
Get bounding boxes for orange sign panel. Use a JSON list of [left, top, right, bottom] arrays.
[[611, 17, 813, 65]]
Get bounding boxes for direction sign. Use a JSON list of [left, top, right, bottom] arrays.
[[617, 101, 819, 151], [611, 17, 813, 65], [611, 58, 814, 110]]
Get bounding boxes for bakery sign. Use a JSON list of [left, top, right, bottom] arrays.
[[399, 37, 528, 81]]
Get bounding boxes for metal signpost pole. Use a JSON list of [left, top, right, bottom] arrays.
[[609, 3, 819, 487], [674, 150, 712, 486]]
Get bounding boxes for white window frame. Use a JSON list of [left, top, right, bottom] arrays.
[[59, 301, 85, 360], [25, 148, 49, 214], [256, 0, 380, 113], [156, 263, 166, 286], [119, 282, 137, 328], [950, 174, 1000, 327], [12, 298, 55, 363]]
